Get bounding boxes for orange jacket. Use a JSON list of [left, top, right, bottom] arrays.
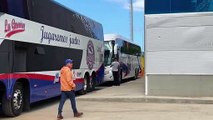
[[60, 66, 76, 91]]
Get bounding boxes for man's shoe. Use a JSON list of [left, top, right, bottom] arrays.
[[74, 112, 83, 117], [57, 114, 64, 120]]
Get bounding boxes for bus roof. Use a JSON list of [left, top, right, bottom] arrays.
[[104, 34, 139, 46], [53, 1, 100, 24]]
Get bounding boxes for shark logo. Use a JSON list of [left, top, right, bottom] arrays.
[[86, 40, 95, 70]]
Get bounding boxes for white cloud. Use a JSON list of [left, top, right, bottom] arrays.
[[133, 0, 144, 11], [106, 0, 144, 12]]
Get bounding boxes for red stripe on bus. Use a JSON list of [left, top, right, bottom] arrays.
[[0, 74, 84, 83], [5, 29, 25, 38], [0, 74, 54, 81], [74, 78, 84, 83]]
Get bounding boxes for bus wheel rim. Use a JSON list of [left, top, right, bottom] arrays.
[[13, 89, 23, 110], [83, 78, 87, 91]]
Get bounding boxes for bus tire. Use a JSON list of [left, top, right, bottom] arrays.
[[134, 69, 139, 80], [2, 82, 24, 117], [119, 70, 122, 84], [90, 73, 96, 91], [78, 75, 89, 95]]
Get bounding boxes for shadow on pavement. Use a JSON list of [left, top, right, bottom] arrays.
[[30, 96, 60, 112], [99, 77, 140, 87]]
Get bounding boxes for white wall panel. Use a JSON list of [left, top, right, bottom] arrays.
[[145, 12, 213, 75], [146, 12, 213, 28], [146, 51, 213, 74], [146, 26, 213, 51]]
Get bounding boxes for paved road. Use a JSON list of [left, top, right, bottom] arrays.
[[1, 78, 213, 120], [1, 100, 213, 120]]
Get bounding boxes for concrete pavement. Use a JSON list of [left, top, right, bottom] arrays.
[[2, 101, 213, 120], [2, 77, 213, 119], [78, 77, 213, 104]]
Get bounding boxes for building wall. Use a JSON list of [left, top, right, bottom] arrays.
[[145, 12, 213, 97], [145, 0, 213, 14], [148, 75, 213, 97]]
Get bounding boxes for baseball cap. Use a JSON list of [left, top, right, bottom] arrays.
[[65, 59, 73, 65]]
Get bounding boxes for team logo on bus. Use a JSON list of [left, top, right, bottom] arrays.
[[4, 19, 25, 38], [87, 40, 95, 70]]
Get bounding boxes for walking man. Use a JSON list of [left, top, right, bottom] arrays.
[[57, 59, 83, 119], [111, 58, 120, 86]]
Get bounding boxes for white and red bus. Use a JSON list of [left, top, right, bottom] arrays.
[[104, 34, 141, 82], [0, 0, 104, 116]]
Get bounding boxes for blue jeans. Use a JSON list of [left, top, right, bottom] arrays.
[[58, 91, 78, 114]]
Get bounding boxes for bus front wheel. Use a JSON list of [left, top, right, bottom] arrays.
[[2, 82, 24, 117]]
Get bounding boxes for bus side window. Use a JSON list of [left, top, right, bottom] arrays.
[[0, 0, 8, 13], [14, 44, 27, 72]]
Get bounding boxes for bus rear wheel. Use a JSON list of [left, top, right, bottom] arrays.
[[78, 75, 89, 95], [119, 71, 122, 84], [2, 82, 24, 117], [134, 69, 139, 80], [90, 73, 96, 91]]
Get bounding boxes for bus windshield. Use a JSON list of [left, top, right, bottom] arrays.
[[104, 41, 113, 66]]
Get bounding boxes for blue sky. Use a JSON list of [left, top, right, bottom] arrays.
[[54, 0, 144, 51]]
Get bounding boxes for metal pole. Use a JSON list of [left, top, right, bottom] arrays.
[[130, 0, 134, 42]]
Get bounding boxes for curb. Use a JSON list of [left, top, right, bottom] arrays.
[[77, 96, 213, 104]]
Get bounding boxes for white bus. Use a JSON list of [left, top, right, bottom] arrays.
[[104, 34, 141, 82], [0, 0, 104, 116]]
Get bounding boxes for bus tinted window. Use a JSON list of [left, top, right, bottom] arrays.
[[145, 0, 213, 14], [13, 41, 83, 72], [26, 0, 103, 40], [0, 0, 103, 41], [0, 41, 12, 74], [0, 0, 7, 12], [120, 41, 141, 55], [7, 0, 26, 18]]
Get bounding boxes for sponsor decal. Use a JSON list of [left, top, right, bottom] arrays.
[[76, 72, 82, 77], [120, 62, 131, 77], [40, 26, 80, 46], [4, 19, 25, 38], [40, 26, 68, 44], [87, 40, 95, 70], [54, 73, 60, 84]]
